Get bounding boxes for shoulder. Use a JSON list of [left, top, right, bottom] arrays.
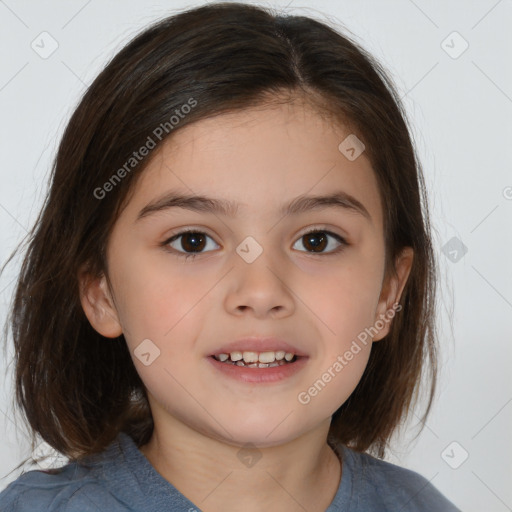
[[0, 464, 127, 512], [340, 446, 461, 511]]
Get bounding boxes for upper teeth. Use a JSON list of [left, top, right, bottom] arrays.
[[216, 351, 295, 363]]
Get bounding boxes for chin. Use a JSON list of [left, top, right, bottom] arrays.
[[218, 419, 302, 448]]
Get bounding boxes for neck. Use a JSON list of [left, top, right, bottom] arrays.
[[139, 416, 342, 512]]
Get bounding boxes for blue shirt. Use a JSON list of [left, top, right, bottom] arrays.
[[0, 432, 460, 511]]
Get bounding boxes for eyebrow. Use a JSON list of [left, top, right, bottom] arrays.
[[136, 190, 372, 223]]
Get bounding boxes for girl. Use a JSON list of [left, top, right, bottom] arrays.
[[0, 2, 460, 510]]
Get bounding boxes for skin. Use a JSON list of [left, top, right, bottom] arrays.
[[79, 96, 413, 512]]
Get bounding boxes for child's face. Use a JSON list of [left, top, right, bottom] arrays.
[[82, 98, 411, 447]]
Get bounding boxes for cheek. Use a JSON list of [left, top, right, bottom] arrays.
[[293, 257, 383, 342], [297, 340, 372, 415], [110, 249, 208, 341]]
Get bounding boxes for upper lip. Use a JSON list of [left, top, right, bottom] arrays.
[[209, 337, 309, 357]]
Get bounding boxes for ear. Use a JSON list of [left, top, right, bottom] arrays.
[[78, 266, 123, 338], [372, 247, 414, 342]]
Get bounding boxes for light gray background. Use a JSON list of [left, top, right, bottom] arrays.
[[0, 1, 511, 510]]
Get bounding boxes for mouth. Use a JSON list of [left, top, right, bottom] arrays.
[[206, 346, 309, 383], [206, 338, 309, 383], [209, 350, 302, 368], [209, 337, 308, 362]]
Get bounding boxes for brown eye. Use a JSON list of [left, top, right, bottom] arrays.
[[166, 230, 219, 256], [179, 232, 207, 252], [293, 230, 346, 254]]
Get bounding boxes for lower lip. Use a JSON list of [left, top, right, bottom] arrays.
[[206, 356, 309, 383]]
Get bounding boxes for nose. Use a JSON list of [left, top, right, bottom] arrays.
[[224, 247, 295, 319]]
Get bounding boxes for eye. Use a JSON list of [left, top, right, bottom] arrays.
[[292, 229, 347, 254], [164, 229, 219, 260], [162, 227, 348, 261]]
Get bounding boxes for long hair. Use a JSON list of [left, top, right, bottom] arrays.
[[1, 2, 438, 472]]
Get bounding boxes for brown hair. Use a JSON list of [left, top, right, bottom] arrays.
[[1, 1, 438, 474]]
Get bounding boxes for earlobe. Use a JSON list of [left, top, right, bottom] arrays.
[[372, 247, 414, 342], [78, 268, 123, 338]]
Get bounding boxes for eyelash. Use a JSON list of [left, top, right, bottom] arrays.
[[161, 227, 348, 261]]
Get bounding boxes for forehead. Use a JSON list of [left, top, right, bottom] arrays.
[[123, 99, 383, 230]]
